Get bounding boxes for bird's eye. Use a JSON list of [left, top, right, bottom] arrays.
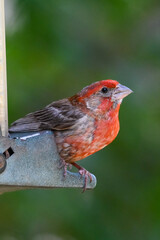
[[101, 87, 108, 93]]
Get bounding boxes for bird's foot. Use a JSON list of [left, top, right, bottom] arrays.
[[71, 162, 92, 192], [59, 158, 72, 178], [79, 168, 92, 192]]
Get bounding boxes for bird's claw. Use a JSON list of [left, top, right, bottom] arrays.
[[59, 160, 92, 192], [59, 159, 72, 178], [79, 168, 92, 192]]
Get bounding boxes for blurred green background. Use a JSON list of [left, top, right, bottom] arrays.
[[0, 0, 160, 239]]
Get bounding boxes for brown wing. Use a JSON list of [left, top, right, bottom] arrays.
[[9, 98, 84, 133]]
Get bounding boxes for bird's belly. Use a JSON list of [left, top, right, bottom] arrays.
[[55, 117, 119, 162]]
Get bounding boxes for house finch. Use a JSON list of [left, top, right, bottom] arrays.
[[9, 80, 132, 191]]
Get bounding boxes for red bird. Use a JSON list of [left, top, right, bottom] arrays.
[[9, 80, 132, 190]]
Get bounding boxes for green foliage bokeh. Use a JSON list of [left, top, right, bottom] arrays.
[[0, 0, 160, 239]]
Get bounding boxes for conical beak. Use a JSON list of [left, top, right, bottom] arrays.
[[112, 84, 133, 102]]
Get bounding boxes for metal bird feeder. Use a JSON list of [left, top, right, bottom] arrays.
[[0, 0, 96, 194]]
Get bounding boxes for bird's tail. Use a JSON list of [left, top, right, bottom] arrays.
[[9, 113, 41, 133]]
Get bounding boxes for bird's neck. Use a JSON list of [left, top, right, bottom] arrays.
[[69, 95, 121, 120]]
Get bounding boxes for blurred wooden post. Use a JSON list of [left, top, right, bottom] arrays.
[[0, 0, 8, 137]]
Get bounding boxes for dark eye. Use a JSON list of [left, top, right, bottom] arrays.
[[101, 87, 108, 93]]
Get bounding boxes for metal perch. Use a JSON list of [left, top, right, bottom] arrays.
[[0, 131, 96, 193]]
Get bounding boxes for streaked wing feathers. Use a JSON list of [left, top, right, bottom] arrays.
[[9, 99, 84, 132]]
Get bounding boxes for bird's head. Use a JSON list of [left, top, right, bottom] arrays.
[[70, 80, 133, 115]]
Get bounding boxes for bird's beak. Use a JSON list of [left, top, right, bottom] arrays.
[[112, 84, 133, 102]]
